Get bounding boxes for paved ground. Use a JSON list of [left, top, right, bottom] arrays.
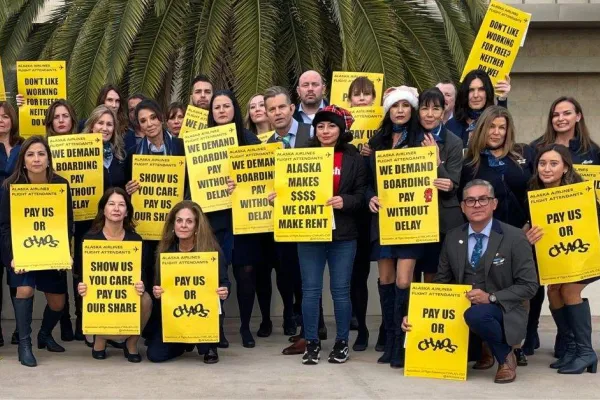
[[0, 316, 599, 399]]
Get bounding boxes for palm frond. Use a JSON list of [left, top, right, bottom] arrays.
[[129, 0, 189, 98], [433, 0, 475, 76], [0, 0, 46, 68], [461, 0, 488, 29], [231, 0, 278, 106], [326, 0, 356, 71]]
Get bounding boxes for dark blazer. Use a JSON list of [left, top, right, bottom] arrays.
[[104, 156, 129, 191], [82, 229, 151, 287], [266, 122, 312, 149], [0, 174, 74, 268], [530, 136, 600, 166], [446, 98, 509, 148], [434, 219, 539, 345], [459, 144, 536, 229], [293, 99, 329, 124], [329, 143, 367, 241]]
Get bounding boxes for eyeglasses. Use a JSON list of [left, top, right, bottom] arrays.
[[463, 197, 494, 207]]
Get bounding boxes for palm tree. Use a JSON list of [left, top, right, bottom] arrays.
[[0, 0, 487, 118]]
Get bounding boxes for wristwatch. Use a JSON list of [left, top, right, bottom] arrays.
[[489, 293, 497, 304]]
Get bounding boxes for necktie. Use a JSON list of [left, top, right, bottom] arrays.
[[470, 233, 485, 268], [277, 135, 291, 149]]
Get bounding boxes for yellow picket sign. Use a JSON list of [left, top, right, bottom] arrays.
[[48, 133, 103, 221], [179, 105, 209, 138], [229, 142, 281, 234], [574, 165, 600, 202], [405, 283, 471, 381], [10, 184, 71, 271], [376, 147, 439, 245], [82, 240, 142, 335], [257, 131, 273, 144], [461, 0, 530, 87], [0, 57, 6, 101], [184, 123, 239, 213], [274, 147, 333, 242], [17, 61, 67, 137], [131, 155, 185, 240], [330, 71, 384, 107], [347, 106, 384, 153], [528, 182, 600, 285], [160, 252, 220, 343]]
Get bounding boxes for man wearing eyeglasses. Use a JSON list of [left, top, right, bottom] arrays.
[[403, 179, 538, 383]]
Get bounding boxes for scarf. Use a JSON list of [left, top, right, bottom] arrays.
[[392, 124, 408, 149], [481, 148, 506, 174], [103, 142, 113, 169], [466, 109, 484, 134]]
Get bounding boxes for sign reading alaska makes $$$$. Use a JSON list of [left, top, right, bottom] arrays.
[[273, 147, 333, 242], [528, 182, 600, 285], [49, 133, 103, 221], [131, 155, 185, 240], [229, 142, 281, 234], [376, 147, 439, 245], [184, 123, 239, 212]]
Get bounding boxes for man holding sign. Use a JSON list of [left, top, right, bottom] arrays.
[[404, 179, 538, 383]]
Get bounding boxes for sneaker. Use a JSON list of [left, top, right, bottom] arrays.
[[328, 340, 350, 364], [302, 340, 321, 365]]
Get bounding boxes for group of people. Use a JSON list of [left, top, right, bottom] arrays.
[[0, 67, 597, 385]]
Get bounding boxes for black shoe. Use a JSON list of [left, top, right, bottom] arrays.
[[522, 331, 539, 356], [558, 299, 598, 374], [257, 321, 273, 338], [37, 331, 65, 352], [218, 323, 229, 348], [240, 328, 256, 348], [84, 336, 94, 348], [14, 297, 37, 367], [11, 329, 19, 345], [60, 318, 74, 342], [107, 339, 125, 349], [514, 348, 528, 366], [38, 306, 66, 352], [92, 340, 107, 360], [352, 329, 369, 352], [302, 340, 321, 365], [204, 347, 219, 364], [185, 344, 195, 352], [74, 317, 85, 341], [350, 316, 359, 331], [375, 322, 385, 352], [123, 345, 142, 363], [377, 283, 395, 363], [318, 326, 328, 341], [283, 319, 297, 336], [329, 340, 350, 364], [550, 307, 576, 369]]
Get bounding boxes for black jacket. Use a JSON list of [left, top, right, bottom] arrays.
[[0, 174, 74, 268], [104, 156, 129, 191]]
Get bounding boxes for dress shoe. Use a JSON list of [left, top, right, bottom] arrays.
[[257, 321, 273, 338], [204, 347, 219, 364], [218, 334, 229, 349], [84, 336, 94, 348], [514, 348, 528, 366], [288, 334, 302, 343], [123, 346, 142, 363], [352, 329, 369, 352], [494, 351, 517, 383], [92, 342, 107, 360], [37, 331, 65, 352], [282, 338, 306, 355], [473, 343, 495, 370], [240, 328, 256, 348]]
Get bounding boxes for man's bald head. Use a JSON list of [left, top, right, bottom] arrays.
[[297, 70, 325, 107]]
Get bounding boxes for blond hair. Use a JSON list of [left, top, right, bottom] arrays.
[[83, 105, 126, 161]]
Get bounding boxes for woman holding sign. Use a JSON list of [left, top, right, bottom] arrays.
[[245, 94, 272, 136], [166, 102, 186, 137], [366, 86, 423, 369], [78, 188, 153, 361], [150, 201, 230, 363], [526, 144, 598, 374], [293, 105, 366, 364], [45, 100, 79, 137], [209, 90, 262, 347], [446, 69, 510, 148], [0, 135, 74, 367], [0, 101, 24, 346], [414, 88, 464, 283]]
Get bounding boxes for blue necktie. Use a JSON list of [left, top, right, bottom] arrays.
[[278, 135, 291, 149], [470, 233, 485, 268]]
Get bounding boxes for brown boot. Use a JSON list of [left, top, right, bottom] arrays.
[[473, 342, 495, 370], [282, 338, 306, 355], [494, 351, 517, 384]]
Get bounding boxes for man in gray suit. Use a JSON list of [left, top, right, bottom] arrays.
[[404, 179, 538, 383], [264, 86, 312, 148]]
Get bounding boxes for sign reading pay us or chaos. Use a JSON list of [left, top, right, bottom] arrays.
[[229, 142, 281, 234], [405, 283, 471, 381], [131, 155, 185, 240], [274, 147, 333, 242], [528, 182, 600, 285], [10, 184, 71, 271], [49, 133, 103, 221], [160, 252, 220, 343], [82, 240, 142, 335], [461, 0, 530, 87], [376, 147, 439, 245], [184, 123, 239, 213], [17, 61, 67, 137]]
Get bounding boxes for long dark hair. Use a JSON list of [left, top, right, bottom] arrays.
[[370, 106, 420, 151], [529, 144, 583, 191], [3, 135, 55, 187], [535, 96, 597, 155], [454, 69, 495, 124], [0, 101, 24, 147], [45, 99, 78, 136], [96, 84, 128, 136], [207, 90, 250, 145], [89, 187, 137, 234]]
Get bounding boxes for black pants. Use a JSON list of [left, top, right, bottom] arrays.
[[351, 217, 371, 331], [271, 243, 300, 323]]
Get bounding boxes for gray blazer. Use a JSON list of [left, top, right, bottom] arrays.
[[437, 128, 464, 233], [266, 122, 312, 148], [434, 219, 539, 345]]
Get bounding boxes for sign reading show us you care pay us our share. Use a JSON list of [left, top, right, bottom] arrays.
[[17, 61, 67, 137]]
